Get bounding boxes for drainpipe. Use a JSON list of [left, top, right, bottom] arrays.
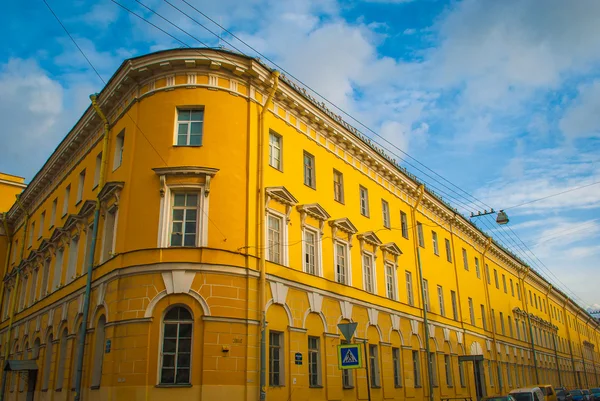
[[480, 237, 500, 394], [410, 185, 434, 401], [73, 94, 111, 401], [0, 214, 13, 331], [563, 299, 579, 388], [545, 285, 562, 387], [258, 70, 279, 401], [0, 195, 29, 401], [585, 318, 598, 387], [520, 268, 540, 384]]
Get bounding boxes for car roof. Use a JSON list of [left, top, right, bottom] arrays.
[[510, 387, 542, 393]]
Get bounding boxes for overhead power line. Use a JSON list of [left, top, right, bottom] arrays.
[[503, 180, 600, 211]]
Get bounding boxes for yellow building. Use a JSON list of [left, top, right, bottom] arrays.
[[0, 48, 598, 401]]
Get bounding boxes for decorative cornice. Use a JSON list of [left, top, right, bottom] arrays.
[[265, 186, 298, 206]]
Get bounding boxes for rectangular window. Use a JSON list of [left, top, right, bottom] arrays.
[[11, 239, 17, 265], [416, 222, 425, 248], [494, 269, 499, 289], [500, 312, 505, 335], [66, 236, 79, 283], [432, 231, 439, 255], [102, 206, 117, 261], [485, 264, 491, 284], [462, 248, 468, 270], [445, 239, 452, 262], [62, 185, 70, 216], [475, 257, 480, 278], [510, 279, 514, 296], [303, 151, 316, 188], [113, 130, 125, 170], [176, 109, 204, 146], [308, 336, 321, 387], [459, 361, 466, 387], [444, 355, 453, 386], [333, 169, 344, 203], [451, 291, 458, 321], [423, 279, 430, 312], [516, 319, 521, 340], [359, 186, 369, 217], [385, 262, 396, 300], [29, 268, 38, 305], [94, 152, 102, 188], [406, 271, 414, 306], [392, 348, 402, 387], [84, 223, 94, 268], [303, 228, 318, 275], [522, 321, 527, 342], [28, 222, 35, 248], [18, 274, 27, 311], [267, 214, 283, 264], [269, 331, 284, 386], [437, 285, 445, 317], [269, 132, 282, 170], [508, 316, 513, 338], [341, 340, 354, 388], [77, 170, 86, 203], [38, 211, 45, 238], [481, 304, 487, 330], [335, 242, 349, 285], [468, 298, 475, 325], [369, 345, 380, 387], [400, 211, 409, 239], [491, 309, 496, 332], [53, 248, 64, 290], [362, 253, 375, 293], [382, 200, 390, 228], [41, 259, 50, 297], [502, 274, 507, 293], [412, 350, 421, 387], [429, 352, 438, 387]]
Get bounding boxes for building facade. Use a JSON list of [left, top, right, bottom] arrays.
[[0, 48, 599, 401]]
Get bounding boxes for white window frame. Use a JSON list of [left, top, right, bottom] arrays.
[[392, 347, 402, 387], [66, 235, 79, 283], [405, 270, 414, 306], [334, 240, 351, 286], [468, 297, 475, 325], [333, 169, 344, 203], [100, 205, 118, 263], [462, 248, 468, 270], [174, 108, 204, 146], [385, 261, 397, 300], [475, 257, 480, 278], [451, 290, 458, 320], [269, 330, 285, 386], [445, 238, 452, 262], [94, 152, 102, 188], [308, 336, 322, 387], [38, 211, 45, 238], [265, 210, 287, 266], [113, 129, 125, 170], [50, 198, 57, 227], [303, 151, 316, 189], [359, 186, 369, 217], [53, 248, 64, 290], [417, 222, 424, 247], [302, 226, 322, 276], [362, 251, 376, 294], [445, 354, 453, 386], [62, 185, 70, 217], [437, 285, 445, 317], [28, 268, 38, 306], [369, 344, 380, 387], [423, 279, 430, 312], [159, 306, 193, 385], [77, 169, 86, 203], [432, 231, 439, 255], [382, 199, 390, 228], [268, 131, 282, 170], [157, 184, 209, 249]]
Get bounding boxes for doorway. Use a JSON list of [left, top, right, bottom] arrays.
[[458, 355, 487, 401]]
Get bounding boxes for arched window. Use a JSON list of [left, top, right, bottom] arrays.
[[91, 316, 106, 389], [160, 306, 193, 385], [55, 328, 68, 390], [42, 334, 53, 390], [32, 338, 41, 360], [71, 323, 82, 390]]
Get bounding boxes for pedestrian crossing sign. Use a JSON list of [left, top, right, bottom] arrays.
[[337, 344, 362, 369]]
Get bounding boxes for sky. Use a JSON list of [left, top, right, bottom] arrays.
[[1, 0, 599, 309]]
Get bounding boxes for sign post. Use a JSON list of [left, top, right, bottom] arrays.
[[337, 323, 371, 401]]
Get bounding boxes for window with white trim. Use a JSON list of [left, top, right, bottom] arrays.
[[445, 238, 452, 262], [462, 248, 468, 270], [423, 279, 430, 312], [77, 169, 86, 202], [160, 306, 193, 385], [393, 347, 402, 387], [39, 211, 45, 238], [269, 131, 282, 170], [303, 151, 316, 189], [269, 331, 284, 386], [308, 336, 321, 387], [333, 169, 344, 203], [28, 268, 37, 305], [101, 205, 117, 261], [50, 198, 57, 226], [267, 213, 284, 264], [445, 354, 453, 386], [62, 185, 71, 216], [53, 248, 64, 290], [437, 285, 445, 317], [432, 231, 439, 255], [335, 241, 350, 285], [369, 344, 380, 387], [451, 290, 458, 320], [303, 227, 319, 276], [56, 328, 68, 390], [413, 350, 421, 387], [41, 334, 53, 390], [382, 199, 390, 228], [359, 186, 369, 217], [113, 130, 125, 170], [385, 262, 397, 300], [406, 271, 414, 306], [468, 297, 475, 325], [91, 315, 106, 388], [18, 274, 27, 311], [417, 222, 424, 248], [362, 252, 375, 293], [84, 222, 94, 269], [94, 152, 102, 188], [400, 211, 409, 239], [169, 193, 198, 247], [67, 235, 79, 283], [41, 258, 50, 297], [475, 257, 480, 278], [176, 109, 204, 146]]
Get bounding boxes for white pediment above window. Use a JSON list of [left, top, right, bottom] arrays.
[[357, 231, 382, 246], [381, 242, 402, 257], [329, 218, 358, 245], [296, 203, 330, 221], [266, 186, 298, 206], [153, 166, 219, 197]]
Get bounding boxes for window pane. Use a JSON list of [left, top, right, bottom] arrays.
[[163, 339, 176, 353], [189, 134, 202, 146], [186, 194, 198, 206], [172, 209, 184, 221], [185, 221, 197, 234], [179, 339, 191, 352], [176, 369, 190, 384], [190, 110, 203, 121], [190, 122, 203, 134], [186, 209, 197, 221], [174, 194, 186, 206], [177, 353, 191, 368], [184, 234, 196, 247], [162, 354, 175, 368], [179, 323, 192, 337], [171, 233, 183, 246], [164, 324, 178, 338], [165, 307, 180, 320], [178, 110, 191, 121], [161, 368, 175, 383]]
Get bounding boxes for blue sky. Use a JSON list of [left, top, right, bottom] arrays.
[[1, 0, 599, 308]]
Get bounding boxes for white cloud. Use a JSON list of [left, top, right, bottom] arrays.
[[78, 2, 121, 26], [0, 59, 65, 180], [560, 80, 600, 139], [403, 28, 416, 35]]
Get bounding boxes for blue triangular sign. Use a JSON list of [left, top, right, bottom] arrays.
[[337, 322, 358, 342]]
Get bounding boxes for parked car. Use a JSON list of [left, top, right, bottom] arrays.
[[570, 390, 585, 401], [557, 389, 573, 401], [583, 390, 593, 401], [537, 384, 558, 401], [590, 388, 600, 401], [510, 387, 547, 401], [482, 397, 517, 401]]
